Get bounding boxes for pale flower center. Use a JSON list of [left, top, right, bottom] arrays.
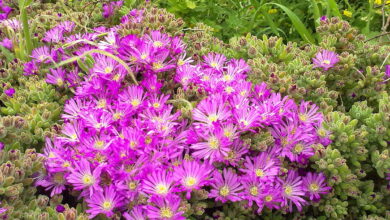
[[208, 114, 218, 123], [155, 184, 168, 195], [299, 114, 308, 122], [210, 62, 218, 68], [223, 74, 232, 81], [208, 137, 219, 149], [284, 186, 293, 196], [53, 173, 65, 184], [128, 181, 137, 190], [131, 99, 141, 107], [153, 41, 163, 47], [255, 169, 264, 177], [104, 66, 113, 74], [265, 195, 273, 202], [56, 78, 64, 86], [250, 186, 258, 196], [153, 102, 160, 108], [153, 62, 164, 70], [219, 186, 230, 196], [184, 176, 197, 187], [140, 54, 148, 60], [322, 59, 331, 65], [225, 86, 234, 94], [293, 144, 304, 154], [177, 59, 185, 66], [82, 174, 94, 185], [102, 201, 112, 211], [94, 140, 105, 149], [160, 207, 173, 218], [310, 183, 319, 192]]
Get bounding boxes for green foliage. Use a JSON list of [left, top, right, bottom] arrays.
[[154, 0, 389, 42], [0, 148, 88, 219]]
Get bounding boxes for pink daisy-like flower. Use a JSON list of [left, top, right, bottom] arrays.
[[192, 95, 231, 126], [240, 152, 280, 181], [302, 172, 331, 201], [280, 170, 307, 212], [203, 53, 226, 72], [124, 205, 146, 220], [209, 168, 244, 203], [67, 159, 103, 196], [312, 49, 339, 71], [142, 170, 175, 197], [36, 172, 67, 197], [173, 160, 213, 199], [86, 185, 123, 219], [46, 68, 66, 87], [146, 195, 185, 220]]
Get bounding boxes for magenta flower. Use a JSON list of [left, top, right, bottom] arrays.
[[43, 27, 64, 43], [31, 46, 54, 63], [146, 195, 185, 220], [142, 170, 175, 197], [173, 160, 213, 199], [86, 185, 123, 219], [36, 172, 67, 197], [280, 170, 307, 212], [23, 61, 39, 76], [297, 101, 323, 125], [240, 152, 280, 181], [209, 168, 244, 203], [313, 49, 339, 71], [119, 85, 145, 110], [0, 1, 12, 20], [385, 65, 390, 78], [303, 172, 331, 201], [203, 53, 226, 72], [67, 159, 103, 196], [46, 68, 66, 87], [0, 38, 12, 50], [4, 88, 15, 97], [190, 128, 231, 163], [124, 206, 146, 220], [192, 95, 231, 126], [241, 175, 264, 207], [102, 1, 123, 18]]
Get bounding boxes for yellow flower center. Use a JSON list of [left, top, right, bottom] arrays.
[[208, 137, 219, 149], [310, 183, 319, 192], [317, 128, 326, 137], [56, 78, 64, 87], [240, 119, 249, 126], [322, 60, 331, 65], [177, 59, 185, 66], [210, 62, 218, 68], [129, 141, 137, 149], [160, 207, 173, 218], [202, 75, 210, 81], [153, 41, 163, 47], [128, 181, 137, 190], [284, 186, 293, 195], [293, 143, 304, 154], [222, 74, 232, 81], [255, 169, 264, 177], [153, 62, 164, 70], [265, 195, 273, 202], [70, 134, 78, 140], [219, 186, 230, 196], [48, 152, 56, 158], [240, 90, 247, 96], [97, 99, 106, 109], [131, 99, 140, 107], [224, 130, 232, 138], [102, 201, 112, 211], [82, 174, 94, 185], [113, 74, 120, 81], [225, 86, 234, 94], [62, 161, 71, 167], [113, 112, 123, 120], [184, 176, 197, 187], [208, 114, 218, 123], [153, 102, 160, 108], [299, 114, 308, 122], [145, 136, 152, 144], [94, 140, 105, 149], [140, 54, 148, 60], [104, 66, 113, 74], [155, 184, 168, 195], [250, 186, 258, 196], [281, 137, 289, 147]]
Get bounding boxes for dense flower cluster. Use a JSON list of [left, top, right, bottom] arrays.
[[34, 12, 331, 217]]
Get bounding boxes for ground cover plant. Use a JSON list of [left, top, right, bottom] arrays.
[[0, 0, 388, 219]]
